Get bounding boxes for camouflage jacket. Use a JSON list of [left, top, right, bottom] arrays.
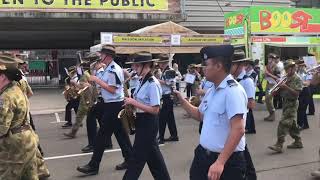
[[280, 73, 303, 100], [0, 82, 37, 167]]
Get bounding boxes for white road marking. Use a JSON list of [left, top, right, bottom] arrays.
[[44, 144, 165, 161], [55, 113, 61, 123], [50, 113, 67, 123]]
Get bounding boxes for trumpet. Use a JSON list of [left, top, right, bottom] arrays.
[[268, 76, 288, 95], [77, 86, 89, 95], [306, 65, 320, 73], [62, 85, 70, 95]]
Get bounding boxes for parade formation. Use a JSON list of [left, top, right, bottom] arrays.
[[0, 3, 320, 180]]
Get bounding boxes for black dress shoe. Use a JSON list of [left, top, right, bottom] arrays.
[[77, 164, 99, 175], [158, 139, 165, 145], [164, 136, 179, 142], [115, 161, 129, 170], [81, 145, 94, 153], [61, 123, 72, 128], [105, 145, 113, 150]]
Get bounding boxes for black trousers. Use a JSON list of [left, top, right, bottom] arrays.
[[190, 145, 246, 180], [245, 109, 256, 133], [29, 112, 44, 155], [159, 95, 178, 140], [123, 113, 171, 180], [90, 102, 132, 166], [297, 87, 310, 128], [255, 83, 264, 103], [186, 83, 193, 98], [86, 100, 112, 147], [308, 86, 315, 114], [244, 145, 257, 180], [65, 98, 80, 124]]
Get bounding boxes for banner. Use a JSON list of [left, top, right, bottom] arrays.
[[0, 0, 168, 11], [250, 6, 320, 33], [224, 8, 249, 35], [114, 36, 164, 43]]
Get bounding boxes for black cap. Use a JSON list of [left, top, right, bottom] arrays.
[[200, 45, 234, 61]]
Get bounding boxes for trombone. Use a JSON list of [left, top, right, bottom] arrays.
[[268, 76, 288, 95], [306, 65, 320, 73]]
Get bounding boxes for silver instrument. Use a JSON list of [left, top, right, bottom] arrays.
[[268, 76, 287, 95], [306, 65, 320, 73]]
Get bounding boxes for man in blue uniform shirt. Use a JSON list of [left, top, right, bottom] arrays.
[[77, 45, 133, 175], [175, 45, 247, 180], [231, 50, 256, 134]]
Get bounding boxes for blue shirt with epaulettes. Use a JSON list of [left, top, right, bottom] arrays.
[[97, 61, 124, 103], [199, 74, 248, 152], [134, 75, 162, 112]]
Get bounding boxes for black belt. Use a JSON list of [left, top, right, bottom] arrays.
[[97, 97, 104, 103], [199, 145, 244, 157], [162, 94, 171, 98]]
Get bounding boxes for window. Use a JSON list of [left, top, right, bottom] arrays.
[[295, 0, 320, 8]]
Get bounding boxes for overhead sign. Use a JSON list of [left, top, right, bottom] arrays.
[[251, 36, 320, 45], [0, 0, 168, 11], [225, 7, 320, 34], [100, 33, 170, 46], [250, 7, 320, 33]]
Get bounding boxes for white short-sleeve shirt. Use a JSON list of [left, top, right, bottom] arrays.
[[237, 70, 256, 99], [199, 74, 248, 152]]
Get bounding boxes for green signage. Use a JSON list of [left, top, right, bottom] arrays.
[[29, 61, 46, 71], [225, 6, 320, 34]]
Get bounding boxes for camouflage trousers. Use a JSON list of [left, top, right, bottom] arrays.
[[0, 130, 38, 180], [277, 99, 301, 144], [36, 145, 50, 178], [265, 86, 275, 114], [71, 103, 89, 133]]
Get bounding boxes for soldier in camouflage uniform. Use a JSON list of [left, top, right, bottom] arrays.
[[0, 57, 38, 180], [64, 62, 96, 138], [0, 54, 51, 179], [268, 60, 303, 153]]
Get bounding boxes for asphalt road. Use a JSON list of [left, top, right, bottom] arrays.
[[33, 103, 320, 180]]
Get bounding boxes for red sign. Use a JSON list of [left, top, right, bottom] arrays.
[[225, 13, 245, 28], [258, 10, 320, 33], [252, 37, 286, 43]]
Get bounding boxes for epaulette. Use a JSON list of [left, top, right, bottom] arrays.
[[148, 77, 155, 82], [243, 75, 249, 79], [227, 80, 237, 87]]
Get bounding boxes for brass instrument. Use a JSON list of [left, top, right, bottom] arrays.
[[77, 86, 89, 95], [306, 65, 320, 73], [63, 77, 79, 101], [118, 78, 136, 135], [268, 76, 288, 95], [189, 80, 201, 107]]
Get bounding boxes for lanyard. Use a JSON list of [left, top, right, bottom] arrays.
[[134, 73, 152, 98]]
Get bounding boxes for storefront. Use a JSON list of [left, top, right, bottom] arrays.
[[224, 6, 320, 66]]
